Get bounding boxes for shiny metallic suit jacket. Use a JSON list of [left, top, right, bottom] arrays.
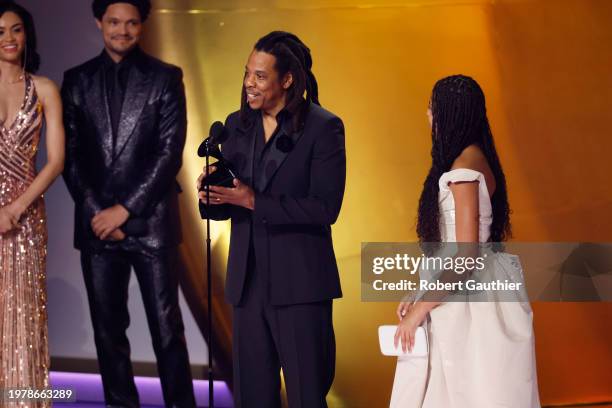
[[61, 50, 186, 250], [200, 103, 346, 306]]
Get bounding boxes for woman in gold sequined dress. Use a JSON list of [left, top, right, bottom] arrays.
[[0, 2, 64, 405]]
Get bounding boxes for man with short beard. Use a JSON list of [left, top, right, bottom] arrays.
[[61, 1, 195, 406]]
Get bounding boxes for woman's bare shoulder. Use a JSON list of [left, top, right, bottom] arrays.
[[30, 75, 60, 103], [451, 145, 496, 194], [452, 145, 487, 170]]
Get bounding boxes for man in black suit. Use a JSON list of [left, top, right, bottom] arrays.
[[61, 1, 195, 407], [198, 31, 346, 407]]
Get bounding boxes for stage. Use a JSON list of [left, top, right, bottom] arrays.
[[49, 372, 233, 408]]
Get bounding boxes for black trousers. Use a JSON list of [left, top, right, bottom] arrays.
[[81, 245, 196, 408], [232, 247, 336, 408]]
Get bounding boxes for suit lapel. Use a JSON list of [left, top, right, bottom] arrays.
[[84, 62, 113, 168], [234, 122, 256, 189], [258, 118, 304, 192], [112, 63, 152, 160]]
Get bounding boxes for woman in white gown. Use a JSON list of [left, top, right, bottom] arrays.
[[390, 75, 540, 407]]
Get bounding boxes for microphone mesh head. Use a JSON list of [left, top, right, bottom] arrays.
[[210, 121, 224, 139], [198, 121, 227, 157]]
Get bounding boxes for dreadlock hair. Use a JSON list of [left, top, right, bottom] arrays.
[[0, 1, 40, 73], [417, 75, 511, 250], [240, 31, 320, 132]]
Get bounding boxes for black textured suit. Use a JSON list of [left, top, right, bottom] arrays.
[[62, 48, 195, 408], [201, 103, 346, 407]]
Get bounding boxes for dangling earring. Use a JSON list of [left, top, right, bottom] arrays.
[[4, 44, 26, 84], [8, 44, 27, 84], [20, 43, 27, 81]]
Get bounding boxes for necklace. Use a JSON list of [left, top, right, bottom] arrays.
[[0, 71, 25, 85]]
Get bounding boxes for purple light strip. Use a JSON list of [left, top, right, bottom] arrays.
[[50, 371, 233, 407]]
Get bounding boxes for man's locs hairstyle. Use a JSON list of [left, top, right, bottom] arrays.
[[91, 0, 152, 22], [240, 31, 320, 133], [417, 75, 512, 248], [0, 1, 40, 73]]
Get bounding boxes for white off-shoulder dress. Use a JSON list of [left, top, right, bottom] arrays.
[[389, 168, 541, 408]]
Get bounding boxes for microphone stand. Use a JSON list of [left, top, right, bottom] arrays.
[[203, 140, 215, 407]]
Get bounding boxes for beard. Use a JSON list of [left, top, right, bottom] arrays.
[[107, 35, 138, 55]]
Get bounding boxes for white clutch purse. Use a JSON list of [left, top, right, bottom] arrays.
[[378, 325, 428, 357]]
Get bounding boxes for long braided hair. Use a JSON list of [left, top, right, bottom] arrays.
[[240, 31, 320, 132], [417, 75, 511, 247]]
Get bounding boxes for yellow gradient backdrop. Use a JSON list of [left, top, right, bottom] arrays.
[[142, 0, 612, 406]]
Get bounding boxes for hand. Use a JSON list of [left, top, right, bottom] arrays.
[[396, 292, 420, 321], [5, 201, 26, 224], [0, 208, 16, 234], [394, 303, 429, 354], [91, 204, 130, 240], [396, 300, 414, 322], [196, 165, 217, 191], [107, 228, 126, 241], [199, 178, 255, 210]]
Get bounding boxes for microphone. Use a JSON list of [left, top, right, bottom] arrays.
[[198, 121, 227, 157], [198, 120, 238, 190]]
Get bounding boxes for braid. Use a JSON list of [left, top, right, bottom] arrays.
[[417, 75, 512, 249], [306, 70, 320, 105], [285, 37, 319, 105], [272, 32, 320, 106]]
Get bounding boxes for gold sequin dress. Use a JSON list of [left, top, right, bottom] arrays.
[[0, 74, 50, 407]]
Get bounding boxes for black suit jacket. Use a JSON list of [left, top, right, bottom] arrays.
[[61, 49, 186, 250], [200, 103, 346, 306]]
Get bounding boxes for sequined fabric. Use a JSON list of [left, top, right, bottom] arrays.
[[0, 74, 49, 407]]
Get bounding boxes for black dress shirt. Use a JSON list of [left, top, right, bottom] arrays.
[[101, 48, 140, 146], [253, 110, 288, 193]]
